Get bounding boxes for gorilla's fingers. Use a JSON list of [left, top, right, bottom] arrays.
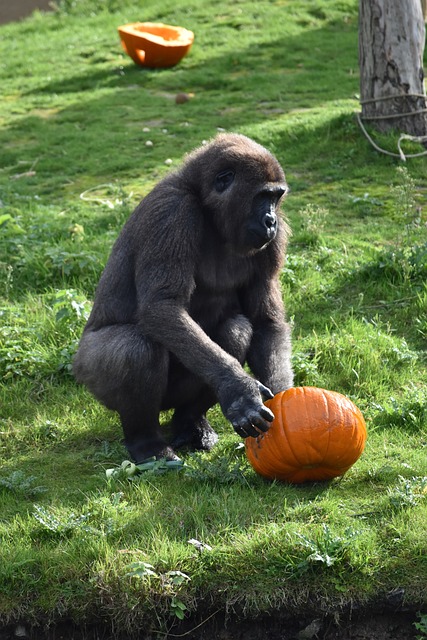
[[242, 424, 260, 438], [260, 405, 275, 422], [232, 407, 272, 439], [244, 408, 269, 432], [234, 412, 260, 438], [257, 382, 274, 400], [233, 423, 251, 439]]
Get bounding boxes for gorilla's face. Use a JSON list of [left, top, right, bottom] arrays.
[[197, 135, 288, 255], [241, 184, 287, 251], [211, 168, 288, 254]]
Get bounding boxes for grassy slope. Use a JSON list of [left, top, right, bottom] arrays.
[[0, 0, 426, 634]]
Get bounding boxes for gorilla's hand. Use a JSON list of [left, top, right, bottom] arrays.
[[217, 377, 275, 438]]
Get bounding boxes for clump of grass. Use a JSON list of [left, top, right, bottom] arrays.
[[33, 493, 132, 539], [296, 203, 329, 246], [302, 316, 418, 395], [184, 452, 249, 485], [0, 199, 109, 294], [0, 471, 47, 499], [387, 476, 427, 512], [291, 348, 320, 386], [372, 387, 427, 432], [362, 167, 426, 285], [0, 289, 90, 381], [414, 612, 427, 640], [33, 504, 96, 537], [367, 242, 427, 285], [125, 564, 191, 620], [295, 524, 360, 572], [391, 166, 419, 232]]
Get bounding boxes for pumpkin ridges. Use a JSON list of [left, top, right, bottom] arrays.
[[328, 395, 366, 468], [298, 387, 330, 467], [338, 401, 356, 467], [350, 402, 367, 461], [266, 396, 286, 469], [323, 388, 333, 464], [276, 390, 311, 479], [309, 386, 331, 464], [246, 395, 298, 480], [324, 388, 340, 466], [287, 387, 311, 465], [320, 390, 359, 469], [277, 390, 304, 469], [265, 395, 299, 477]]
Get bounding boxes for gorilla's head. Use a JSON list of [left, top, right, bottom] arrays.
[[183, 133, 289, 255]]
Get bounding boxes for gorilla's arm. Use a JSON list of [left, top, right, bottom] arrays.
[[245, 265, 294, 395], [141, 300, 273, 434]]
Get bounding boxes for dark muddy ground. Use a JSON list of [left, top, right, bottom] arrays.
[[0, 609, 421, 640]]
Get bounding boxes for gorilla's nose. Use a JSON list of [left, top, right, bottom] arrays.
[[264, 212, 277, 230]]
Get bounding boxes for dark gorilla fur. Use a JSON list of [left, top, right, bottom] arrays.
[[73, 133, 294, 463]]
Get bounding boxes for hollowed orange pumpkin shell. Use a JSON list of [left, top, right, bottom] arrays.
[[245, 387, 367, 483], [118, 22, 194, 68]]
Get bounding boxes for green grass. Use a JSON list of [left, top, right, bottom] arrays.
[[0, 0, 426, 635]]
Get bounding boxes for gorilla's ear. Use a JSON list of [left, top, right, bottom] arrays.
[[214, 170, 235, 193]]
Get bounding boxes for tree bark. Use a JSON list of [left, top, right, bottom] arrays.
[[359, 0, 427, 137]]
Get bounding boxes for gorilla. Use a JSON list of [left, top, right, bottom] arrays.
[[73, 133, 294, 463]]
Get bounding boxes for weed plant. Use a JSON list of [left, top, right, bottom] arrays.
[[0, 0, 426, 635]]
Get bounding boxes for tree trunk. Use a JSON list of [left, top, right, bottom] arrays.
[[359, 0, 427, 137]]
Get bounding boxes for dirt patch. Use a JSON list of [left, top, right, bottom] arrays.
[[0, 0, 52, 25], [0, 610, 420, 640], [176, 610, 419, 640]]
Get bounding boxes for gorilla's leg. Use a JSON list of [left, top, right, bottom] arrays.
[[170, 314, 253, 451], [73, 325, 178, 463], [171, 392, 218, 452]]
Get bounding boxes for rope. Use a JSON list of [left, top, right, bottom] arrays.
[[79, 183, 133, 208], [357, 93, 427, 160], [356, 113, 427, 160], [361, 108, 427, 121], [360, 94, 427, 104]]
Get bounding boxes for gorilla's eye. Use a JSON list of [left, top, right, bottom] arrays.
[[214, 170, 235, 193]]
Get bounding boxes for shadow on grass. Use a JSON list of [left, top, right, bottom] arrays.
[[0, 20, 361, 195], [23, 17, 358, 99], [0, 382, 336, 524]]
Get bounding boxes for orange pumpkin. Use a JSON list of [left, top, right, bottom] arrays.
[[118, 22, 194, 68], [245, 387, 367, 483]]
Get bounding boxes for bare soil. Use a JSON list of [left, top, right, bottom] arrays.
[[0, 609, 420, 640], [0, 0, 52, 25]]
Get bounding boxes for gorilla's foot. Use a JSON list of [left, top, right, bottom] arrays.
[[128, 439, 180, 465], [171, 415, 219, 452]]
